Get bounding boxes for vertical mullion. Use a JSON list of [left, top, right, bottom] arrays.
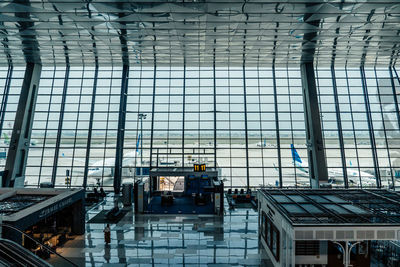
[[360, 66, 381, 188], [197, 66, 200, 161], [166, 66, 171, 164], [70, 66, 85, 183], [257, 66, 265, 187], [149, 63, 157, 191], [375, 68, 394, 187], [243, 64, 250, 190], [101, 67, 113, 187], [331, 66, 348, 188], [315, 65, 327, 182], [228, 65, 232, 188], [38, 67, 56, 186], [0, 65, 13, 138], [51, 65, 70, 186], [345, 68, 362, 187], [389, 67, 400, 132], [114, 64, 129, 193], [182, 64, 186, 168], [272, 65, 282, 187], [288, 67, 297, 187], [133, 65, 143, 182], [83, 65, 98, 188], [213, 61, 217, 168]]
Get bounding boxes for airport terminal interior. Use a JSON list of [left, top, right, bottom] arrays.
[[1, 0, 400, 266]]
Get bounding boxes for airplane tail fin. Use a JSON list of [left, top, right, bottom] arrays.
[[273, 163, 279, 171], [291, 144, 302, 164], [3, 133, 9, 144], [136, 134, 141, 153], [264, 138, 266, 147]]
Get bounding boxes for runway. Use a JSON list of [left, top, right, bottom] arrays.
[[21, 137, 394, 189]]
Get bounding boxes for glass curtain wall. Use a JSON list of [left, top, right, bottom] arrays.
[[316, 67, 400, 188], [0, 65, 391, 189], [0, 66, 24, 171]]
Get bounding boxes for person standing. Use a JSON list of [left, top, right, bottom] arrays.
[[104, 223, 111, 244]]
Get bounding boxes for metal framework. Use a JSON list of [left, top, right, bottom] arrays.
[[182, 64, 186, 168], [259, 188, 400, 225], [83, 65, 98, 189], [374, 68, 394, 187], [360, 67, 381, 188], [0, 66, 13, 139], [272, 65, 282, 187], [0, 64, 398, 190], [389, 67, 400, 133], [113, 65, 129, 194], [1, 1, 400, 66], [300, 9, 328, 188], [243, 63, 250, 190], [331, 66, 348, 188], [3, 63, 41, 187], [51, 65, 69, 186], [149, 62, 157, 192], [301, 62, 328, 187]]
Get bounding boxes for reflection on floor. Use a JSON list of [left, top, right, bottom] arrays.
[[49, 194, 272, 266]]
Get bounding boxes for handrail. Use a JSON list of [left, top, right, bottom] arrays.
[[0, 237, 52, 266], [0, 223, 78, 267]]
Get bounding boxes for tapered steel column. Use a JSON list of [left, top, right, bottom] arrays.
[[300, 5, 328, 188], [114, 65, 129, 194], [2, 63, 41, 187], [301, 62, 329, 187]]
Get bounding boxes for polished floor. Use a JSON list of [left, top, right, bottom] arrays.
[[50, 194, 271, 266]]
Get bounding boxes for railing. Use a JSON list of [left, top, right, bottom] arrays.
[[0, 223, 78, 267], [0, 238, 52, 266]]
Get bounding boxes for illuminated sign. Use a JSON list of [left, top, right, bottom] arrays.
[[194, 164, 206, 172]]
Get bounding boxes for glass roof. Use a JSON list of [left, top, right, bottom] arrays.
[[0, 1, 399, 66], [260, 189, 400, 225]]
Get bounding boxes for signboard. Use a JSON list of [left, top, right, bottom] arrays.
[[194, 164, 206, 172]]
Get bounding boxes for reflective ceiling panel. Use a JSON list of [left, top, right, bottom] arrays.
[[0, 0, 399, 66]]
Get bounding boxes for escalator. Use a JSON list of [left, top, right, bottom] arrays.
[[0, 224, 77, 267], [0, 238, 52, 267]]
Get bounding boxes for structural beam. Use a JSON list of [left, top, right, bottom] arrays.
[[0, 65, 13, 139], [360, 67, 381, 188], [300, 6, 328, 188], [243, 25, 250, 190], [182, 64, 186, 168], [2, 63, 41, 187], [272, 65, 283, 187], [83, 65, 98, 189], [242, 63, 250, 190], [331, 66, 348, 188], [213, 57, 217, 168], [51, 66, 70, 187], [113, 9, 129, 193], [300, 62, 328, 187], [113, 65, 129, 194], [149, 63, 157, 193]]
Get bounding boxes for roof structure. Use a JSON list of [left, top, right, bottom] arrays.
[[0, 1, 399, 66], [259, 188, 400, 226]]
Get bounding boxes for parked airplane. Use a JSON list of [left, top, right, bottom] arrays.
[[290, 144, 377, 187], [85, 134, 149, 187], [2, 133, 37, 146], [256, 138, 276, 148]]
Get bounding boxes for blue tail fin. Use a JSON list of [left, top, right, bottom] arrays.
[[136, 134, 141, 153], [291, 144, 302, 164], [264, 138, 266, 147]]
